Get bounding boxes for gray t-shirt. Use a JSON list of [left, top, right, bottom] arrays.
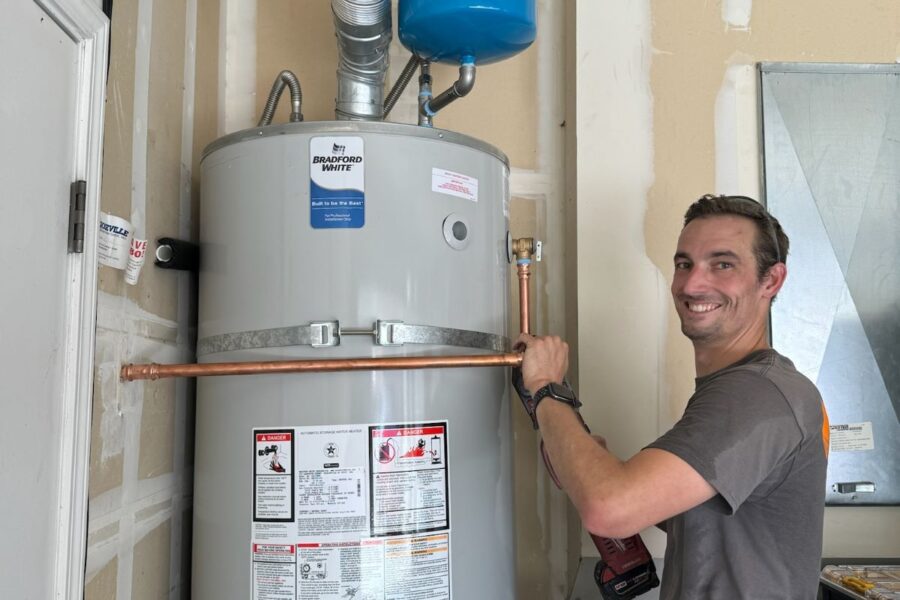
[[647, 349, 827, 600]]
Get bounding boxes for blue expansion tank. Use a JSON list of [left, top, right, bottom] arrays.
[[398, 0, 536, 65]]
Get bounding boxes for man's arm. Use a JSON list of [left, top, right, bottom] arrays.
[[536, 400, 715, 538], [518, 334, 715, 538]]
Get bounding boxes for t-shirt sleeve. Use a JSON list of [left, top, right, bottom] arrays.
[[646, 372, 802, 513]]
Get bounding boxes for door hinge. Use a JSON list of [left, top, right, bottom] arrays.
[[68, 180, 86, 253]]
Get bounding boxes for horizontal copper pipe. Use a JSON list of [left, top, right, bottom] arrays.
[[122, 238, 537, 382], [121, 353, 524, 381]]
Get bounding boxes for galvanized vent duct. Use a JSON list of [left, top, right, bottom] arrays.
[[332, 0, 392, 121]]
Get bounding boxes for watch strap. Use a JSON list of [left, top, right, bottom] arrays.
[[532, 380, 581, 410]]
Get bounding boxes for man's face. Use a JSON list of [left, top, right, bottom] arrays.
[[671, 215, 770, 345]]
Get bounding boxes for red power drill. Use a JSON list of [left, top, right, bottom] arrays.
[[513, 369, 660, 599]]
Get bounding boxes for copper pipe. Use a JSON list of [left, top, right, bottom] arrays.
[[512, 237, 535, 336], [517, 262, 531, 335], [121, 237, 539, 382], [121, 353, 524, 382]]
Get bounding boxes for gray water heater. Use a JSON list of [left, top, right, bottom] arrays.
[[192, 122, 516, 599]]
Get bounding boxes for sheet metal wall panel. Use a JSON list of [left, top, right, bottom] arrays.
[[760, 64, 900, 505]]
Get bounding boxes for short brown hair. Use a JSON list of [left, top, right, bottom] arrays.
[[684, 194, 789, 280]]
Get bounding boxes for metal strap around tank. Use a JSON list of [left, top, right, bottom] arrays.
[[374, 321, 509, 352], [197, 320, 509, 356], [197, 321, 340, 356]]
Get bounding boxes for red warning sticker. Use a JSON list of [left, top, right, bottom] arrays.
[[369, 422, 449, 537], [257, 433, 292, 443], [254, 430, 294, 522], [371, 426, 445, 439]]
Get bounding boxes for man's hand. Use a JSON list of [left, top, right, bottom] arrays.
[[515, 334, 569, 394], [511, 334, 571, 429]]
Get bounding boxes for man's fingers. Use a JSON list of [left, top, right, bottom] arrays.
[[514, 333, 534, 351]]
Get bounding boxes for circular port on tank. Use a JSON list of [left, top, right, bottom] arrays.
[[443, 214, 471, 250]]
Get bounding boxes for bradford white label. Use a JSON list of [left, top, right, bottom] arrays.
[[309, 137, 365, 229]]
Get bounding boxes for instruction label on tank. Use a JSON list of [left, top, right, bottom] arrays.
[[251, 422, 452, 600], [432, 168, 478, 202], [295, 539, 385, 600], [295, 425, 369, 540], [384, 533, 450, 600], [310, 136, 365, 229], [369, 424, 449, 536], [830, 422, 875, 452], [255, 431, 295, 522], [252, 544, 297, 600]]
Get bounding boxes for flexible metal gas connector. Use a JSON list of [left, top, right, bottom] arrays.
[[258, 70, 303, 126], [422, 57, 476, 118], [383, 54, 420, 118]]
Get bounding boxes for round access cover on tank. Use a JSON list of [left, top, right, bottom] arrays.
[[398, 0, 536, 65]]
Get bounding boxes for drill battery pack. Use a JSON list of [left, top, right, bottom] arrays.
[[592, 534, 660, 599]]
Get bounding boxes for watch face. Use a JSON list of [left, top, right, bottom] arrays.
[[549, 382, 576, 403]]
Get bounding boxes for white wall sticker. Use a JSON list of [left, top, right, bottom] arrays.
[[97, 212, 132, 270], [830, 422, 875, 452]]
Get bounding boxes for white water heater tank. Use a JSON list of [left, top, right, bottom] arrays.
[[192, 121, 515, 599]]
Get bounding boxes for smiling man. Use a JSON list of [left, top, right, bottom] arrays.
[[516, 194, 829, 599]]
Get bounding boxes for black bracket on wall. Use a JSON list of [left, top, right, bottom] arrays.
[[154, 237, 199, 272]]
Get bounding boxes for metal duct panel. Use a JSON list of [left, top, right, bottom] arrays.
[[761, 63, 900, 506]]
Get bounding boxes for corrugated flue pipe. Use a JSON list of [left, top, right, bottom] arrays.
[[332, 0, 392, 120]]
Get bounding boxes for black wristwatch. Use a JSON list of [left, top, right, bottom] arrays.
[[532, 381, 581, 412]]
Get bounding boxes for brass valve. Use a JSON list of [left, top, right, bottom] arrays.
[[512, 237, 542, 261]]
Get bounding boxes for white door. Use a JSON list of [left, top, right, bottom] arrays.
[[0, 1, 107, 597]]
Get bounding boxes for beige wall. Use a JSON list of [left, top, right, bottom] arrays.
[[86, 0, 899, 598], [85, 0, 218, 596], [576, 0, 900, 559]]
